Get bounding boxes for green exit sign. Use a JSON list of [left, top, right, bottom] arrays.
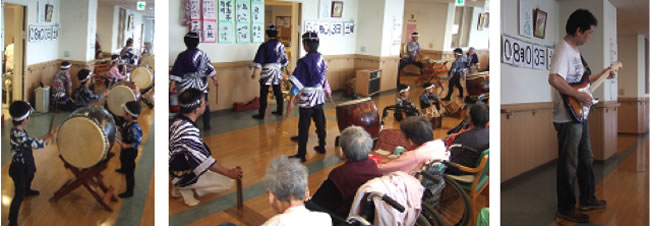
[[137, 1, 146, 10], [456, 0, 464, 6]]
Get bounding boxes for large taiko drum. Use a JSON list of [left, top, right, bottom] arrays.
[[140, 54, 155, 70], [106, 81, 140, 117], [57, 106, 116, 168], [335, 97, 380, 138], [130, 66, 153, 91], [466, 72, 489, 97]]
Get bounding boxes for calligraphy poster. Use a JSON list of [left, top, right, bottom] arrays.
[[190, 20, 202, 41], [236, 0, 250, 23], [251, 3, 264, 24], [203, 20, 218, 43], [331, 22, 343, 36], [319, 0, 331, 19], [188, 0, 201, 21], [519, 0, 533, 38], [203, 0, 217, 20], [252, 23, 264, 43], [343, 21, 354, 36], [218, 0, 234, 21], [219, 22, 234, 43], [236, 23, 250, 43]]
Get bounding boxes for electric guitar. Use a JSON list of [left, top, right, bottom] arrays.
[[563, 62, 622, 122]]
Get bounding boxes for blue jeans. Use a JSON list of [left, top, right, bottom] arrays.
[[554, 122, 597, 213]]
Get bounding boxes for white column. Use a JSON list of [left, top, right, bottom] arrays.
[[59, 0, 98, 62]]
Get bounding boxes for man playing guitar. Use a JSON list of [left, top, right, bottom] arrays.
[[548, 9, 617, 223]]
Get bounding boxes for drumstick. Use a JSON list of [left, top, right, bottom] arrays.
[[236, 177, 243, 209]]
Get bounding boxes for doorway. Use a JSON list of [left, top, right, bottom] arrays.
[[264, 1, 300, 70], [2, 3, 26, 107]]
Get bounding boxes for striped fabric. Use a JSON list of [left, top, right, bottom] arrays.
[[252, 40, 289, 85], [10, 128, 44, 164], [289, 52, 328, 108], [170, 49, 216, 93], [169, 115, 216, 187]]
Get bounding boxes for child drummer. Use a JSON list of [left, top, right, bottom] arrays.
[[72, 69, 110, 108], [419, 82, 441, 111], [286, 31, 330, 163], [394, 84, 418, 121], [8, 101, 56, 226], [115, 101, 143, 198]]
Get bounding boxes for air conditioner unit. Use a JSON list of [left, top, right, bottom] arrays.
[[35, 86, 50, 113]]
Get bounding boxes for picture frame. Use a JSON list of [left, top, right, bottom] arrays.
[[331, 1, 343, 18], [533, 9, 547, 39], [128, 14, 134, 31], [45, 4, 54, 22]]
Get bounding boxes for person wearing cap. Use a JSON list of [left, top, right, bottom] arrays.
[[286, 32, 330, 163], [442, 48, 468, 101], [7, 101, 56, 226], [397, 32, 424, 86], [394, 84, 417, 122], [170, 32, 218, 130], [114, 101, 143, 198], [72, 69, 110, 108], [420, 82, 440, 111], [251, 24, 290, 120], [169, 88, 243, 206], [50, 61, 75, 110], [466, 47, 480, 71], [120, 38, 138, 71], [108, 54, 127, 86]]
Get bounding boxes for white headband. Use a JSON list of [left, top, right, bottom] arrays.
[[425, 84, 435, 90], [180, 98, 202, 108], [14, 106, 33, 121], [80, 72, 93, 82], [399, 86, 410, 93], [60, 64, 71, 69], [122, 104, 139, 117]]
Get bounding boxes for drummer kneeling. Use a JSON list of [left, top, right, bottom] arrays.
[[169, 88, 243, 206]]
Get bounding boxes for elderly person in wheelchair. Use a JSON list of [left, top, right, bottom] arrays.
[[445, 104, 489, 176], [306, 126, 383, 221], [261, 156, 331, 226], [377, 116, 448, 175]]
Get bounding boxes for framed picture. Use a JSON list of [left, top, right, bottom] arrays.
[[331, 1, 343, 18], [533, 9, 547, 39], [45, 4, 54, 22], [128, 14, 134, 31]]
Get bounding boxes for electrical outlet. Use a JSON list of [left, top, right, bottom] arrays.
[[64, 51, 70, 57], [360, 46, 366, 53]]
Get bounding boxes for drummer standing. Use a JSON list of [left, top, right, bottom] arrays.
[[50, 61, 75, 111], [170, 32, 218, 130], [251, 24, 290, 120], [7, 101, 56, 226], [286, 32, 329, 163], [73, 69, 109, 108], [115, 101, 143, 198], [442, 48, 468, 101]]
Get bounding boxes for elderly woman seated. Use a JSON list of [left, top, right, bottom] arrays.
[[377, 116, 448, 175], [307, 126, 383, 218], [262, 156, 331, 225], [445, 104, 489, 175]]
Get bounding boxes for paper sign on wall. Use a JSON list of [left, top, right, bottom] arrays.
[[251, 23, 264, 43], [29, 25, 59, 42], [236, 23, 250, 43], [203, 20, 218, 42], [305, 20, 318, 33], [203, 0, 217, 20], [319, 0, 331, 19], [219, 22, 234, 43], [251, 3, 264, 24], [502, 34, 553, 71], [343, 21, 354, 36], [519, 0, 533, 38], [219, 0, 234, 21]]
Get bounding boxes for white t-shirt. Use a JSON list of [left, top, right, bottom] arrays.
[[549, 39, 585, 123], [262, 205, 332, 226]]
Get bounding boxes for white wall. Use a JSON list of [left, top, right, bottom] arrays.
[[501, 0, 560, 105], [618, 34, 641, 98], [300, 0, 359, 57], [59, 0, 95, 62], [97, 0, 115, 53], [380, 0, 404, 57], [402, 0, 449, 50], [467, 6, 489, 49], [356, 0, 384, 56], [143, 17, 154, 46], [4, 0, 61, 65]]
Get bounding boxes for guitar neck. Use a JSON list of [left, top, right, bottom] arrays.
[[589, 70, 609, 92]]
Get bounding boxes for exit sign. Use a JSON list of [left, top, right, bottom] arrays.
[[456, 0, 464, 6], [137, 1, 146, 10]]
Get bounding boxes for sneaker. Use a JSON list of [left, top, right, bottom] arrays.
[[252, 114, 264, 120], [118, 192, 133, 198], [26, 190, 40, 197], [579, 200, 607, 211], [271, 110, 283, 116], [289, 154, 306, 163], [557, 209, 589, 223], [314, 146, 326, 154]]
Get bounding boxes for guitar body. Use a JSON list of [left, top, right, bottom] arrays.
[[562, 79, 596, 123]]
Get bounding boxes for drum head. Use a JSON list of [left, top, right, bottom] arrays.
[[140, 55, 155, 69], [336, 97, 371, 108], [106, 85, 137, 117], [57, 117, 107, 168], [131, 67, 153, 90]]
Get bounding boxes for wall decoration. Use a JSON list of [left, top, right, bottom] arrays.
[[343, 21, 354, 36], [304, 20, 318, 33], [318, 22, 330, 36], [203, 20, 217, 42], [501, 34, 553, 70], [330, 22, 343, 36], [203, 0, 217, 20], [235, 0, 250, 23], [319, 0, 331, 19], [236, 23, 250, 43], [251, 23, 264, 43], [331, 1, 343, 18], [219, 22, 234, 43], [519, 0, 533, 38], [45, 4, 54, 23], [533, 9, 547, 39], [190, 20, 202, 41], [218, 0, 234, 21], [188, 0, 201, 21], [251, 2, 264, 24], [477, 12, 489, 31], [128, 14, 134, 31], [28, 25, 59, 42], [235, 0, 250, 43]]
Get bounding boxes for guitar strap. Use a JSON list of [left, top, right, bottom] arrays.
[[577, 55, 592, 84]]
